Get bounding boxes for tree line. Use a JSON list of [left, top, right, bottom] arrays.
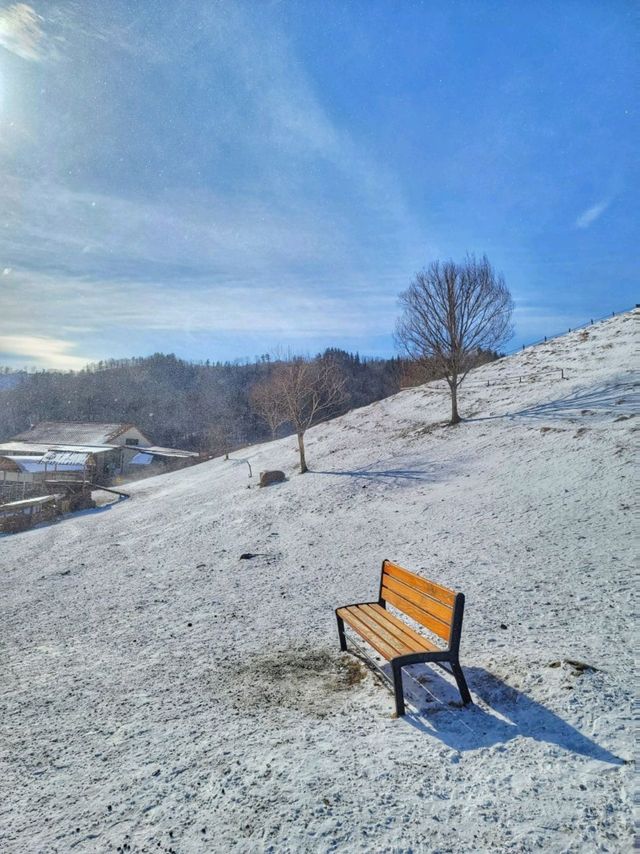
[[0, 350, 412, 454]]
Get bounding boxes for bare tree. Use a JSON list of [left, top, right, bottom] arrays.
[[251, 356, 348, 473], [396, 254, 513, 423], [249, 381, 287, 439]]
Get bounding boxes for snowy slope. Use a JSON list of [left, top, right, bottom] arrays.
[[1, 311, 637, 853]]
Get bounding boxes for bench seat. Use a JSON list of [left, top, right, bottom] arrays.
[[336, 603, 440, 658]]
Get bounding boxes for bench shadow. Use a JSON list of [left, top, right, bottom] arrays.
[[382, 663, 624, 765]]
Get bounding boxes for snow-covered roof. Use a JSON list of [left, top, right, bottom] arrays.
[[0, 454, 86, 472], [130, 452, 154, 465], [0, 455, 44, 472], [131, 445, 199, 458], [41, 450, 92, 466], [11, 421, 139, 445], [0, 442, 115, 456]]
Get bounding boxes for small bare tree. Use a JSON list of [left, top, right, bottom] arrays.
[[249, 381, 287, 439], [251, 356, 347, 473], [396, 254, 513, 423]]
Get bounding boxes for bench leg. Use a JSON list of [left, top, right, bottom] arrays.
[[391, 660, 405, 716], [336, 613, 347, 652], [451, 661, 472, 705]]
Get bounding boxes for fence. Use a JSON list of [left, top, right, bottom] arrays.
[[0, 474, 48, 502], [405, 306, 635, 396], [0, 467, 90, 503], [503, 306, 635, 357]]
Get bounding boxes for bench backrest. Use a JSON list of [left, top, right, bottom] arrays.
[[379, 560, 464, 650]]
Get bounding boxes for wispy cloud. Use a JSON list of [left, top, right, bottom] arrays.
[[0, 3, 47, 61], [575, 199, 611, 229], [0, 178, 355, 277], [1, 266, 396, 355], [0, 334, 91, 369]]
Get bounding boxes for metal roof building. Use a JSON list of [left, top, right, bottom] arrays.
[[11, 421, 150, 446]]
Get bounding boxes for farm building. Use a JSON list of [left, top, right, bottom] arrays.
[[11, 421, 152, 449], [0, 421, 198, 502]]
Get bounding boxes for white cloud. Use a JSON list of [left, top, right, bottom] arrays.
[[575, 200, 610, 229], [0, 167, 417, 359], [0, 178, 353, 273], [0, 3, 46, 61], [0, 0, 421, 272], [0, 334, 91, 369], [1, 268, 396, 342]]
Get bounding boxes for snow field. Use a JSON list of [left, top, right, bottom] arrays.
[[0, 311, 637, 852]]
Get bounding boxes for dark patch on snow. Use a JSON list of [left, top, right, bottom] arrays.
[[235, 647, 366, 717]]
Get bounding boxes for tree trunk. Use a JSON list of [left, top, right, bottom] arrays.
[[450, 379, 460, 424], [297, 431, 308, 473]]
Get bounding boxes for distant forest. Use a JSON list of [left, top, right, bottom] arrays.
[[0, 348, 498, 454], [0, 350, 404, 453]]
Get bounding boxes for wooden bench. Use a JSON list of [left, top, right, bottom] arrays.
[[335, 559, 471, 716]]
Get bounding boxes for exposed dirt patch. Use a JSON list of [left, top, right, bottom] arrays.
[[236, 648, 367, 717], [395, 420, 448, 440], [548, 659, 600, 676]]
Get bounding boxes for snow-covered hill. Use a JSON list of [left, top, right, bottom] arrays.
[[1, 311, 637, 853]]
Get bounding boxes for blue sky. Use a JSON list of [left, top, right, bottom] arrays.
[[0, 0, 637, 369]]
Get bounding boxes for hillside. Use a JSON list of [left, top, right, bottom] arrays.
[[1, 311, 636, 853]]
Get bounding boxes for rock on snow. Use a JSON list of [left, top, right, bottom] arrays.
[[1, 311, 636, 852]]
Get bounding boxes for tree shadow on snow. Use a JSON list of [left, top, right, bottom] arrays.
[[311, 460, 452, 485], [466, 378, 638, 423], [313, 468, 434, 482], [383, 663, 624, 765]]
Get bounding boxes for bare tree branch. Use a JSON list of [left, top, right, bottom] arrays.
[[249, 381, 288, 439]]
